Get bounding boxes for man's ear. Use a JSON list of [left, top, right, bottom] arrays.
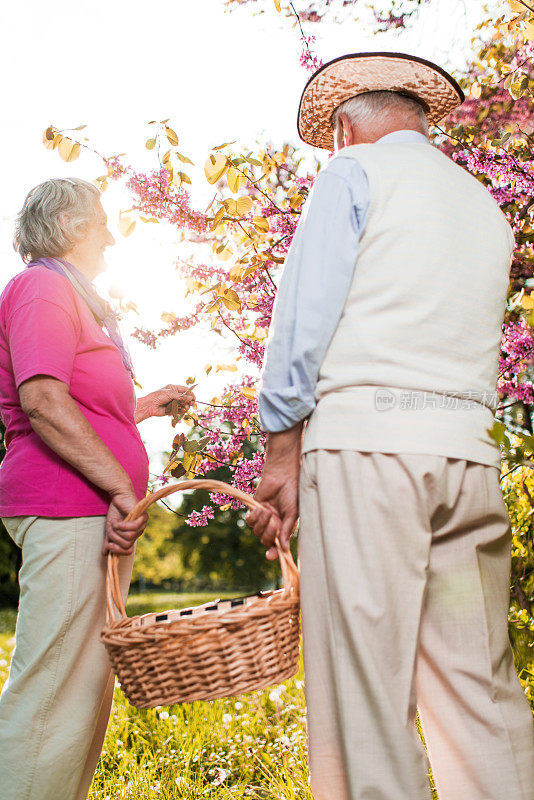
[[340, 113, 355, 148]]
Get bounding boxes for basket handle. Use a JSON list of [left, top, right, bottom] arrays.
[[105, 478, 299, 624]]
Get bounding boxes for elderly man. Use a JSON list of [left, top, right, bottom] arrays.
[[246, 53, 534, 800]]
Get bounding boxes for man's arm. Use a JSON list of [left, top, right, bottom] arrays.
[[248, 158, 369, 557]]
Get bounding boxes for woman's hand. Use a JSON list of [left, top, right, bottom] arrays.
[[103, 487, 149, 556], [134, 384, 196, 424]]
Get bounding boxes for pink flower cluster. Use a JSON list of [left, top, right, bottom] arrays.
[[498, 318, 534, 404], [453, 147, 534, 216], [186, 505, 215, 527], [300, 44, 323, 73], [105, 155, 126, 179], [127, 168, 207, 235]]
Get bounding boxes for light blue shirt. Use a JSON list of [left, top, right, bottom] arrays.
[[258, 129, 430, 432]]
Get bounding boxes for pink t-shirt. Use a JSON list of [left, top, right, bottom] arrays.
[[0, 266, 149, 517]]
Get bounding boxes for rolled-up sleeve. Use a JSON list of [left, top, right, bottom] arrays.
[[258, 157, 369, 432], [7, 299, 79, 388]]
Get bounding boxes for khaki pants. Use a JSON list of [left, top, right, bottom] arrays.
[[0, 516, 133, 800], [298, 450, 534, 800]]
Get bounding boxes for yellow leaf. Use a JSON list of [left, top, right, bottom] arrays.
[[204, 153, 228, 184], [146, 138, 157, 150], [176, 151, 194, 165], [229, 264, 245, 281], [118, 214, 136, 237], [289, 193, 304, 209], [274, 0, 281, 10], [224, 288, 240, 303], [58, 138, 81, 162], [211, 207, 225, 230], [253, 216, 269, 233], [216, 363, 238, 372], [469, 82, 482, 99], [243, 265, 259, 279], [227, 166, 243, 193], [173, 171, 192, 187], [240, 386, 256, 400], [521, 294, 534, 309], [222, 289, 241, 311], [165, 126, 179, 146], [94, 176, 109, 192], [217, 247, 234, 262], [213, 141, 236, 151], [204, 297, 222, 313], [223, 196, 253, 217], [43, 133, 62, 151], [182, 451, 196, 476]]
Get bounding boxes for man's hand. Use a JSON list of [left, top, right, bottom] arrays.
[[135, 384, 196, 424], [103, 487, 149, 556], [246, 422, 304, 560]]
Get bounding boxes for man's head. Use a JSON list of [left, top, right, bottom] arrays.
[[330, 90, 429, 152], [297, 52, 465, 151]]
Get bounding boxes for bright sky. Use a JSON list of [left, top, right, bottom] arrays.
[[0, 0, 487, 474]]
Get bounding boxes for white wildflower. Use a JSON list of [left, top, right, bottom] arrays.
[[212, 767, 228, 786]]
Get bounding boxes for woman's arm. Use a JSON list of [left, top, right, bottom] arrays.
[[135, 384, 196, 424], [19, 375, 147, 555]]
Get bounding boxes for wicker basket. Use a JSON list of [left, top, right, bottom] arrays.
[[100, 479, 300, 708]]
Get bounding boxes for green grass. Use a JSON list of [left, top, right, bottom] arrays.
[[0, 597, 439, 799]]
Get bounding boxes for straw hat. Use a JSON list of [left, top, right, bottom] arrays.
[[297, 52, 465, 150]]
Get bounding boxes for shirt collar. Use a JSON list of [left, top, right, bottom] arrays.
[[376, 130, 430, 145]]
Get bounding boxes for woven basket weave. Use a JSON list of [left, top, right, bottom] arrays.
[[100, 479, 300, 708]]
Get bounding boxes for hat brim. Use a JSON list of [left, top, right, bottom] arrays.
[[297, 52, 465, 150]]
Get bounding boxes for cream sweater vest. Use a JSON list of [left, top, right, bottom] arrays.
[[302, 141, 515, 468]]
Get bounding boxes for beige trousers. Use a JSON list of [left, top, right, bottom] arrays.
[[298, 450, 534, 800], [0, 515, 133, 800]]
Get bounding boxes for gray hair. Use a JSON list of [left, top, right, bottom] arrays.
[[331, 90, 429, 137], [13, 177, 101, 263]]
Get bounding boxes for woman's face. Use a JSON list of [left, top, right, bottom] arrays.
[[62, 196, 116, 279]]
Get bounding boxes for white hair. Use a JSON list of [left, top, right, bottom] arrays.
[[13, 177, 101, 263], [331, 90, 429, 137]]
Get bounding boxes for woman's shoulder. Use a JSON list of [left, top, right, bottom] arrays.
[[1, 265, 78, 312]]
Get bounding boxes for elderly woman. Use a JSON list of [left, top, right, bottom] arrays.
[[0, 178, 194, 800]]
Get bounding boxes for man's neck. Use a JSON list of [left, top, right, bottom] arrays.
[[364, 126, 428, 144]]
